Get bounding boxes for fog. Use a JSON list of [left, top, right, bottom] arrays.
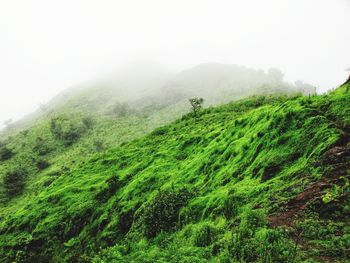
[[0, 0, 349, 128]]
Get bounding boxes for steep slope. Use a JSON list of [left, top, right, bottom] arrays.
[[0, 86, 349, 262], [0, 64, 307, 206]]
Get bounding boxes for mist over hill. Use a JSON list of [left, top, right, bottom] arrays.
[[44, 63, 314, 112], [1, 63, 315, 137]]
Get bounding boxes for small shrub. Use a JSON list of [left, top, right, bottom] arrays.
[[151, 127, 168, 136], [180, 137, 201, 150], [3, 168, 28, 197], [37, 159, 50, 170], [82, 116, 94, 129], [0, 145, 13, 161], [194, 224, 217, 247], [189, 98, 204, 117], [223, 195, 240, 219], [43, 177, 55, 187], [33, 137, 52, 155], [239, 208, 267, 236], [140, 188, 192, 238], [92, 139, 105, 152], [111, 102, 130, 117], [175, 151, 188, 160], [50, 115, 90, 146], [224, 208, 297, 262]]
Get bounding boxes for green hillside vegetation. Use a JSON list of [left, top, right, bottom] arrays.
[[0, 81, 349, 262], [0, 64, 305, 205]]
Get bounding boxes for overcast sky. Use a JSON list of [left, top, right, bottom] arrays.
[[0, 0, 349, 127]]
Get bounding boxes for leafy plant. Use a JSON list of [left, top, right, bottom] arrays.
[[140, 188, 191, 238], [93, 138, 105, 152], [33, 136, 52, 155], [3, 168, 28, 197], [0, 144, 13, 161], [50, 115, 91, 145], [189, 98, 204, 117], [37, 159, 50, 170]]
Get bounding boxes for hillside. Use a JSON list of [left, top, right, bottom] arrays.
[[0, 82, 349, 262], [0, 63, 312, 138], [0, 64, 307, 206]]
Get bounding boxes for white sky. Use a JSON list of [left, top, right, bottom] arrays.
[[0, 0, 349, 127]]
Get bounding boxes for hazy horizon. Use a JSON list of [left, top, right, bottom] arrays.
[[1, 0, 349, 128]]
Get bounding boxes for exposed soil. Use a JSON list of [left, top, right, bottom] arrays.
[[268, 142, 350, 228], [268, 181, 329, 227]]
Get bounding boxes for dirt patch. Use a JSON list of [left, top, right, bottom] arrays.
[[320, 145, 349, 165], [268, 181, 329, 227], [268, 141, 350, 228]]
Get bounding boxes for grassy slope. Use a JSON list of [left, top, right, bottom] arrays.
[[0, 86, 349, 262], [0, 64, 305, 208], [0, 63, 299, 208], [0, 98, 187, 201]]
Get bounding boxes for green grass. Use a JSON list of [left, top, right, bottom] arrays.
[[0, 84, 349, 262]]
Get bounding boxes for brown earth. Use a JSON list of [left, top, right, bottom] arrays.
[[268, 142, 350, 228]]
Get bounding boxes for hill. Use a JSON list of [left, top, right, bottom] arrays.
[[0, 63, 312, 138], [0, 63, 307, 206], [0, 81, 349, 262]]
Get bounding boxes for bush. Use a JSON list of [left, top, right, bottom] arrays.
[[3, 168, 28, 197], [189, 98, 204, 117], [250, 228, 296, 262], [222, 194, 240, 219], [50, 115, 90, 146], [151, 127, 168, 136], [111, 102, 130, 117], [225, 209, 296, 262], [37, 159, 50, 170], [82, 116, 94, 129], [194, 224, 217, 247], [140, 188, 191, 238], [0, 144, 13, 161], [33, 137, 52, 155], [92, 139, 105, 152]]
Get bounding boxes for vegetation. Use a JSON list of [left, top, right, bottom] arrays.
[[2, 167, 27, 197], [189, 98, 204, 116], [0, 74, 349, 262], [0, 144, 13, 161], [138, 188, 192, 238], [50, 114, 93, 146]]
